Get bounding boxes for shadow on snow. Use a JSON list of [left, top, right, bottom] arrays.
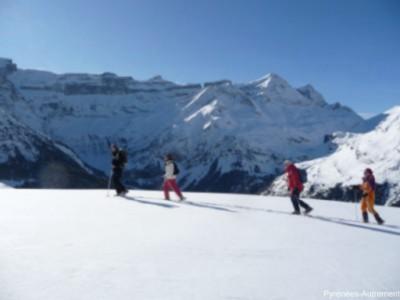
[[122, 196, 399, 236], [126, 196, 236, 213], [200, 202, 400, 237], [182, 201, 237, 213], [124, 196, 177, 209]]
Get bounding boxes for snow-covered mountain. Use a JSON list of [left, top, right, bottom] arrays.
[[0, 107, 105, 188], [267, 106, 400, 206], [0, 60, 105, 188], [0, 57, 365, 192]]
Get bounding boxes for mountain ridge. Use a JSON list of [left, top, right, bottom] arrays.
[[266, 106, 400, 206], [2, 57, 397, 205]]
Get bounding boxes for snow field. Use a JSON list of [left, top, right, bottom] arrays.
[[0, 189, 399, 300]]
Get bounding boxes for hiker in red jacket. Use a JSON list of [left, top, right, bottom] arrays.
[[284, 160, 313, 215]]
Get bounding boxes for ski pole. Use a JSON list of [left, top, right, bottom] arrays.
[[107, 170, 112, 197], [353, 187, 358, 222]]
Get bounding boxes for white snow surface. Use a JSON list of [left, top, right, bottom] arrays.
[[0, 189, 399, 300]]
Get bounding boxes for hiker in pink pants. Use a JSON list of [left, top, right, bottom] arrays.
[[163, 154, 185, 201]]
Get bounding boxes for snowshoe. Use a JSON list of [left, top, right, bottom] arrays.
[[362, 212, 369, 223], [304, 207, 313, 215], [116, 190, 128, 197], [374, 213, 385, 225]]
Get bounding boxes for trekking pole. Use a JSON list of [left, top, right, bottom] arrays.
[[353, 187, 358, 222], [107, 170, 112, 197], [160, 176, 165, 190], [106, 139, 112, 197]]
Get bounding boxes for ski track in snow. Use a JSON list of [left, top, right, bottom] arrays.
[[0, 189, 399, 300]]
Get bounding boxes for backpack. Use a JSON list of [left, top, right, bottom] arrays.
[[173, 162, 180, 175], [298, 168, 308, 183], [366, 174, 376, 191], [119, 150, 128, 165]]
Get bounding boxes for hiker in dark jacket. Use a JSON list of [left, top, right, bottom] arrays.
[[284, 160, 313, 215], [360, 168, 384, 224], [111, 144, 128, 196]]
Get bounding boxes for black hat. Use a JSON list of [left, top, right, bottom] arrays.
[[165, 154, 173, 161]]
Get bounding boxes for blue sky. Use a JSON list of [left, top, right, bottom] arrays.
[[0, 0, 399, 116]]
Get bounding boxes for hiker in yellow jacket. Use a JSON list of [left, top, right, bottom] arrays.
[[360, 168, 384, 225]]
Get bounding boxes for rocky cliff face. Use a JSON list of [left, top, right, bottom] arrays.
[[0, 59, 105, 188], [0, 108, 105, 188]]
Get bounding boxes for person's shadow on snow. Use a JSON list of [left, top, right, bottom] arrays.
[[204, 202, 400, 237], [124, 196, 177, 209], [128, 197, 236, 213], [309, 215, 400, 237], [183, 201, 237, 213]]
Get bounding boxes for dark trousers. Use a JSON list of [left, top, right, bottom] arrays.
[[112, 168, 126, 194], [290, 188, 311, 212]]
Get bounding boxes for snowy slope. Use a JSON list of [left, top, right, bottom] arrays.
[[0, 106, 104, 188], [0, 181, 13, 188], [267, 106, 400, 206], [0, 189, 399, 300], [0, 58, 364, 193]]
